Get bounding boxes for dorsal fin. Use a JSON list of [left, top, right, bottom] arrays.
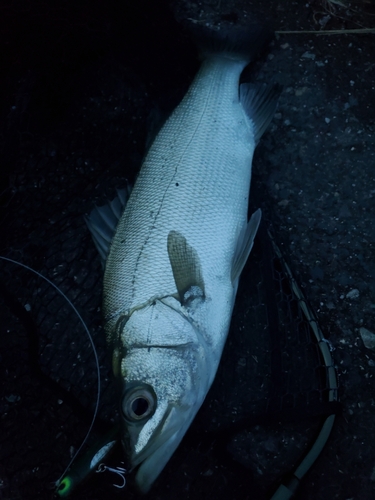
[[85, 187, 130, 268]]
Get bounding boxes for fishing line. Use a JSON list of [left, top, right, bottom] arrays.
[[0, 255, 101, 487]]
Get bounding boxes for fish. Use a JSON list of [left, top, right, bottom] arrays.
[[86, 23, 280, 493]]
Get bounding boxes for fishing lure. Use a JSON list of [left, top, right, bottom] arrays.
[[56, 425, 122, 497], [0, 256, 112, 496]]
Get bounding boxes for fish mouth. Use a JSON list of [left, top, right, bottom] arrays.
[[133, 429, 182, 493], [124, 404, 196, 493]]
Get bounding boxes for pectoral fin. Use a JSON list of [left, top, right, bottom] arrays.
[[231, 209, 262, 284], [167, 231, 205, 303]]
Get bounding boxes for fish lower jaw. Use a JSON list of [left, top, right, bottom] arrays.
[[133, 412, 198, 493]]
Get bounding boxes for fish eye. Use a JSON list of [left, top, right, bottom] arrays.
[[122, 385, 156, 422]]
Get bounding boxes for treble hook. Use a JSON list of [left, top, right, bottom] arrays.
[[96, 463, 127, 489]]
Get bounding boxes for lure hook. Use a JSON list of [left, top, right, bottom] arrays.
[[96, 463, 127, 489]]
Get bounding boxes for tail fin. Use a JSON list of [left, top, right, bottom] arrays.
[[185, 22, 273, 62]]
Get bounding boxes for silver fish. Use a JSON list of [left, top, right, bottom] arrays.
[[87, 24, 280, 492]]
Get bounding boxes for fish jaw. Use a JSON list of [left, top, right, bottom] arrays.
[[124, 400, 200, 493], [117, 299, 216, 493]]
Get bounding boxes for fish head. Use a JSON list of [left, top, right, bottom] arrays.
[[116, 298, 210, 493]]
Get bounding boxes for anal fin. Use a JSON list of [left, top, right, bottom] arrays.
[[240, 83, 282, 143]]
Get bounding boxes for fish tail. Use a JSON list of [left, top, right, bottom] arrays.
[[185, 21, 273, 63]]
